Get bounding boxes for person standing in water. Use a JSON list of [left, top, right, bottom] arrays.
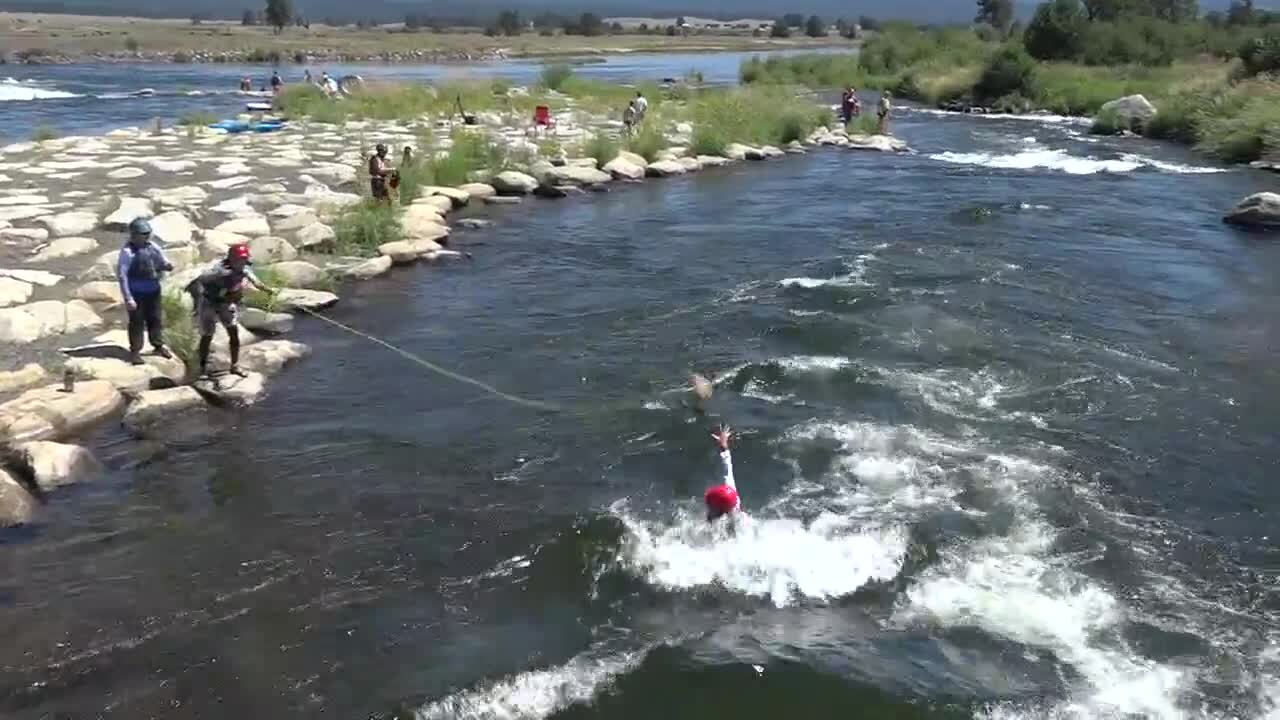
[[187, 244, 274, 378], [704, 425, 740, 521], [632, 91, 649, 124], [270, 71, 283, 94], [116, 217, 175, 365], [877, 90, 893, 134]]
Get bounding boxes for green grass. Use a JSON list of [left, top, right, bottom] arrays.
[[177, 110, 218, 127], [31, 125, 58, 142], [425, 130, 510, 186], [689, 86, 831, 155], [161, 291, 199, 373], [581, 132, 619, 166], [847, 113, 881, 135], [276, 81, 536, 124], [625, 123, 668, 162], [540, 63, 575, 91], [332, 202, 402, 257]]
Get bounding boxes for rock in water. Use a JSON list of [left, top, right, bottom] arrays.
[[646, 160, 687, 177], [603, 157, 645, 181], [1224, 192, 1280, 229], [378, 239, 443, 264], [239, 306, 295, 334], [847, 134, 910, 153], [1098, 94, 1158, 130], [238, 339, 310, 376], [458, 183, 496, 201], [123, 386, 206, 432], [0, 468, 36, 527], [0, 380, 125, 443], [423, 186, 470, 207], [691, 373, 713, 403], [38, 211, 99, 237], [491, 171, 539, 195], [193, 371, 267, 407], [273, 289, 338, 312], [5, 441, 103, 492], [338, 255, 393, 280], [263, 261, 327, 289]]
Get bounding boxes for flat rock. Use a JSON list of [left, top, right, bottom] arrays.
[[150, 210, 196, 246], [535, 184, 570, 199], [414, 195, 454, 215], [295, 222, 336, 250], [761, 145, 785, 158], [272, 210, 319, 233], [71, 281, 123, 306], [455, 218, 492, 230], [248, 236, 298, 263], [423, 186, 470, 207], [274, 289, 338, 312], [379, 239, 444, 264], [202, 230, 250, 256], [1224, 192, 1280, 229], [102, 197, 155, 231], [65, 355, 186, 393], [550, 165, 612, 186], [847, 134, 910, 153], [0, 363, 46, 393], [616, 150, 649, 169], [123, 386, 205, 432], [38, 211, 98, 237], [459, 183, 496, 200], [211, 196, 254, 215], [603, 157, 645, 180], [215, 216, 271, 237], [646, 160, 687, 177], [678, 157, 703, 172], [484, 195, 523, 205], [0, 194, 49, 206], [0, 300, 102, 343], [6, 441, 103, 492], [337, 254, 393, 280], [304, 163, 357, 187], [239, 306, 295, 334], [0, 468, 36, 527], [0, 269, 62, 287], [206, 176, 253, 190], [724, 143, 752, 161], [0, 277, 33, 307], [193, 371, 267, 407], [0, 206, 51, 223], [238, 339, 310, 376], [263, 261, 327, 289], [491, 171, 539, 195], [28, 236, 97, 263], [107, 167, 146, 180], [146, 185, 208, 209], [0, 380, 125, 443], [0, 227, 49, 244]]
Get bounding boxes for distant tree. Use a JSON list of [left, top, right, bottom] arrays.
[[534, 12, 563, 33], [294, 14, 306, 27], [610, 21, 624, 34], [242, 9, 256, 25], [264, 0, 293, 34], [666, 24, 677, 35], [676, 15, 686, 26], [976, 0, 1015, 34], [1024, 0, 1087, 60], [782, 13, 804, 28], [804, 15, 827, 37], [578, 12, 605, 36], [858, 15, 881, 31], [495, 10, 522, 36], [1227, 0, 1254, 25], [639, 22, 649, 32], [771, 18, 791, 37]]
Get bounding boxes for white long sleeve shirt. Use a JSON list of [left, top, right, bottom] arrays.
[[718, 449, 736, 490]]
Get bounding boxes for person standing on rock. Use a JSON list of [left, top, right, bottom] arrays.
[[368, 144, 394, 205], [632, 91, 649, 124], [877, 91, 892, 135], [187, 244, 274, 379], [116, 217, 175, 365]]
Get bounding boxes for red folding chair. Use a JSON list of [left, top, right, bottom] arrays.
[[533, 105, 556, 133]]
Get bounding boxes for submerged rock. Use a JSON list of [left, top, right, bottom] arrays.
[[0, 363, 46, 393], [274, 289, 338, 312], [123, 386, 206, 433], [0, 468, 37, 527], [0, 380, 125, 443], [1223, 192, 1280, 229], [5, 441, 103, 492]]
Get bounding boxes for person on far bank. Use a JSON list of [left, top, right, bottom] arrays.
[[116, 218, 175, 365], [877, 90, 892, 134], [270, 71, 283, 94], [368, 143, 394, 204], [187, 244, 274, 379]]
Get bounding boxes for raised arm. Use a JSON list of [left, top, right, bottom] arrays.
[[712, 425, 735, 490]]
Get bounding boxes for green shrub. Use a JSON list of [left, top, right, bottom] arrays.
[[1089, 108, 1128, 135], [848, 113, 880, 135], [625, 123, 668, 161], [974, 44, 1039, 102], [427, 130, 509, 186], [332, 202, 402, 256], [581, 132, 619, 165], [1239, 29, 1280, 76], [177, 111, 218, 126], [124, 36, 140, 52], [1196, 86, 1280, 163], [31, 125, 58, 142], [1024, 0, 1087, 61], [540, 63, 574, 91], [161, 291, 199, 374]]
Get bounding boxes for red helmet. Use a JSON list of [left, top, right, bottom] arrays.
[[704, 484, 739, 516], [228, 244, 251, 261]]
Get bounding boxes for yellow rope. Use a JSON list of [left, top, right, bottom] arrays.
[[295, 306, 563, 412]]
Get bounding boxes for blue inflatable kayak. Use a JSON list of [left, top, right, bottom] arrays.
[[209, 119, 286, 134]]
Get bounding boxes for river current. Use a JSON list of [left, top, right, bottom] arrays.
[[2, 54, 1280, 720]]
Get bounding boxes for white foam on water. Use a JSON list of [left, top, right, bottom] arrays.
[[780, 254, 874, 289], [0, 78, 79, 101], [775, 355, 852, 373], [618, 508, 907, 608], [929, 148, 1225, 176], [909, 107, 1091, 125], [415, 647, 647, 720]]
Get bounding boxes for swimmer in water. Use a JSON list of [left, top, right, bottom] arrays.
[[704, 425, 740, 522]]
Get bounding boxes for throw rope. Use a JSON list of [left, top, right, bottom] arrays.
[[294, 306, 562, 412]]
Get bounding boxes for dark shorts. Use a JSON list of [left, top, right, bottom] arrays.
[[371, 178, 388, 199]]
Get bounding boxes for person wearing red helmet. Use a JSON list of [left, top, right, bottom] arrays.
[[704, 425, 740, 522], [186, 244, 274, 378]]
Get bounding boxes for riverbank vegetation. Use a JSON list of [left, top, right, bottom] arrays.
[[741, 1, 1280, 163]]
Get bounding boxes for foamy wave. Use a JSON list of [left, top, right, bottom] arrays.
[[415, 648, 645, 720], [910, 107, 1091, 125], [775, 355, 851, 373], [618, 508, 906, 607], [779, 254, 874, 289], [929, 148, 1222, 175], [0, 79, 79, 102]]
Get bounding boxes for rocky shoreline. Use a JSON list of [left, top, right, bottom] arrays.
[[4, 48, 510, 65]]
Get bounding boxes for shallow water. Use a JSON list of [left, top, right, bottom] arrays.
[[3, 101, 1280, 719]]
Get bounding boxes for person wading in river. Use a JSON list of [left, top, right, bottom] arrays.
[[187, 244, 274, 379], [704, 425, 741, 522], [116, 217, 175, 365], [877, 90, 893, 134], [369, 144, 394, 205]]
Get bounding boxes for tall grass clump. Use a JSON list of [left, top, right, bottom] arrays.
[[581, 132, 619, 165], [540, 64, 575, 91], [178, 111, 218, 127], [690, 87, 830, 154], [160, 291, 199, 373], [1195, 81, 1280, 163], [333, 202, 402, 256], [31, 125, 58, 142], [625, 123, 668, 162], [426, 130, 509, 186]]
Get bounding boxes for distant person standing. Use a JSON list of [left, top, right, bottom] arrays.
[[303, 68, 314, 86], [368, 144, 393, 204], [622, 101, 637, 136], [840, 87, 861, 126], [632, 90, 649, 124], [877, 90, 892, 134], [270, 71, 283, 94], [116, 218, 175, 365]]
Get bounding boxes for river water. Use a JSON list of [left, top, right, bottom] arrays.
[[3, 55, 1280, 720]]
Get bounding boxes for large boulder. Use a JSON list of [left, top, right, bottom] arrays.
[[263, 261, 328, 289], [5, 441, 103, 492], [0, 300, 102, 344], [1098, 94, 1158, 130], [0, 363, 47, 393], [458, 183, 497, 201], [1224, 192, 1280, 229], [423, 186, 470, 208], [0, 277, 33, 308], [193, 371, 266, 407], [0, 380, 125, 443], [28, 236, 98, 263], [414, 195, 455, 215], [337, 255, 393, 280], [146, 185, 208, 209], [723, 143, 752, 161], [38, 211, 99, 237], [616, 150, 649, 169], [0, 468, 36, 527], [71, 281, 124, 307], [378, 238, 444, 264], [273, 289, 338, 312], [696, 155, 731, 168], [550, 165, 612, 186], [215, 215, 271, 237], [272, 210, 320, 233], [122, 386, 206, 432], [678, 157, 703, 173], [238, 339, 310, 376], [603, 157, 645, 181], [847, 134, 910, 153], [491, 171, 539, 195], [203, 230, 250, 257], [239, 306, 295, 334], [150, 210, 197, 246], [248, 236, 298, 263], [295, 222, 336, 250], [65, 355, 186, 393], [102, 197, 155, 230], [646, 160, 687, 177]]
